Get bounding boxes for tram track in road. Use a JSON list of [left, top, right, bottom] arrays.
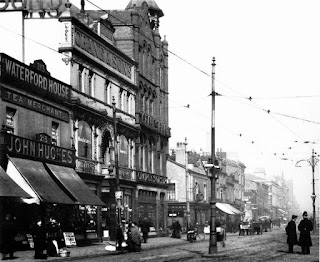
[[178, 231, 289, 261]]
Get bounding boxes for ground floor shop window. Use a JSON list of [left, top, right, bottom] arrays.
[[72, 205, 98, 240], [195, 209, 206, 226], [137, 203, 156, 227], [138, 190, 157, 227], [168, 209, 184, 228], [0, 202, 99, 250]]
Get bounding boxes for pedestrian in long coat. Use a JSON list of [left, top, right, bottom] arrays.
[[140, 217, 150, 243], [298, 211, 313, 254], [172, 221, 182, 239], [126, 222, 141, 252], [46, 217, 63, 257], [0, 213, 16, 260], [32, 218, 47, 259], [115, 224, 124, 251], [285, 215, 298, 253]]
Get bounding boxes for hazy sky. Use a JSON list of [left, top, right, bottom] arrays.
[[87, 0, 319, 213], [0, 0, 319, 213]]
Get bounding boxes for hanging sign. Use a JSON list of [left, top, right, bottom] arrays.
[[115, 191, 123, 200]]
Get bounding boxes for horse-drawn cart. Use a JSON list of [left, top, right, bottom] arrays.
[[239, 221, 263, 235]]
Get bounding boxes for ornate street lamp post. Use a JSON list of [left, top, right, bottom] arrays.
[[112, 97, 122, 227], [296, 149, 318, 233]]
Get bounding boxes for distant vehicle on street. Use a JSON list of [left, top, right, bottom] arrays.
[[259, 216, 272, 232]]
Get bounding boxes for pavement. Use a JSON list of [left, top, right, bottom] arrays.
[[9, 233, 199, 262], [8, 228, 319, 261]]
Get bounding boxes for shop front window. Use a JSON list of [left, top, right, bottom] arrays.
[[73, 205, 97, 240], [138, 190, 156, 227]]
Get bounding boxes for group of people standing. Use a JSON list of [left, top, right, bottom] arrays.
[[116, 217, 151, 253], [0, 214, 65, 260], [285, 211, 314, 255]]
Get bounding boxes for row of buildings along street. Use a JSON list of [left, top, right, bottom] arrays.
[[0, 0, 301, 250], [167, 142, 300, 233]]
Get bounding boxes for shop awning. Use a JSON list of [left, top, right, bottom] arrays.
[[6, 157, 75, 205], [0, 165, 31, 198], [216, 202, 236, 215], [227, 204, 244, 215], [216, 203, 243, 215], [45, 163, 105, 206]]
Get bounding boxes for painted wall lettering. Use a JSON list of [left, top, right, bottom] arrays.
[[73, 28, 132, 79]]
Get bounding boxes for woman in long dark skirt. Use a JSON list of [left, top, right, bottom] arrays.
[[32, 218, 47, 259]]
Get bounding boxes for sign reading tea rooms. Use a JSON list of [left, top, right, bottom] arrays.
[[0, 53, 71, 102]]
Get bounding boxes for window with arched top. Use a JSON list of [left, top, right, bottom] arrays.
[[101, 130, 112, 165], [105, 80, 111, 105], [119, 135, 129, 167], [78, 121, 92, 159], [120, 90, 126, 111]]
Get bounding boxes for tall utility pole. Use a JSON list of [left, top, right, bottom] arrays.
[[296, 149, 318, 234], [185, 137, 190, 230], [311, 149, 317, 233], [112, 97, 121, 226], [209, 57, 217, 254]]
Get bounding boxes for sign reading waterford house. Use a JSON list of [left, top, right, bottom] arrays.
[[6, 134, 75, 167], [0, 53, 71, 101]]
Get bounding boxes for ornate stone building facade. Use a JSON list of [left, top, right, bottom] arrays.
[[0, 0, 170, 243]]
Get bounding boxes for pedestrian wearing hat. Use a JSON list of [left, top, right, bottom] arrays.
[[285, 215, 298, 253], [32, 218, 47, 259], [298, 211, 313, 254]]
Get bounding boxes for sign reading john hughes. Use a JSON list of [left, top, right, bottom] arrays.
[[5, 134, 75, 167], [0, 53, 71, 102]]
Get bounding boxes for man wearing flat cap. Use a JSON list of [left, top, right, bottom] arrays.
[[298, 211, 313, 254], [285, 214, 298, 253]]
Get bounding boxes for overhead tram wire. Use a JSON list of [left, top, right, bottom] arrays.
[[219, 91, 314, 143], [169, 91, 316, 154], [0, 23, 127, 94], [0, 2, 317, 158], [0, 24, 58, 54], [1, 0, 317, 134], [224, 94, 320, 100], [170, 95, 304, 163], [86, 0, 318, 159], [246, 94, 320, 100], [86, 0, 210, 78]]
